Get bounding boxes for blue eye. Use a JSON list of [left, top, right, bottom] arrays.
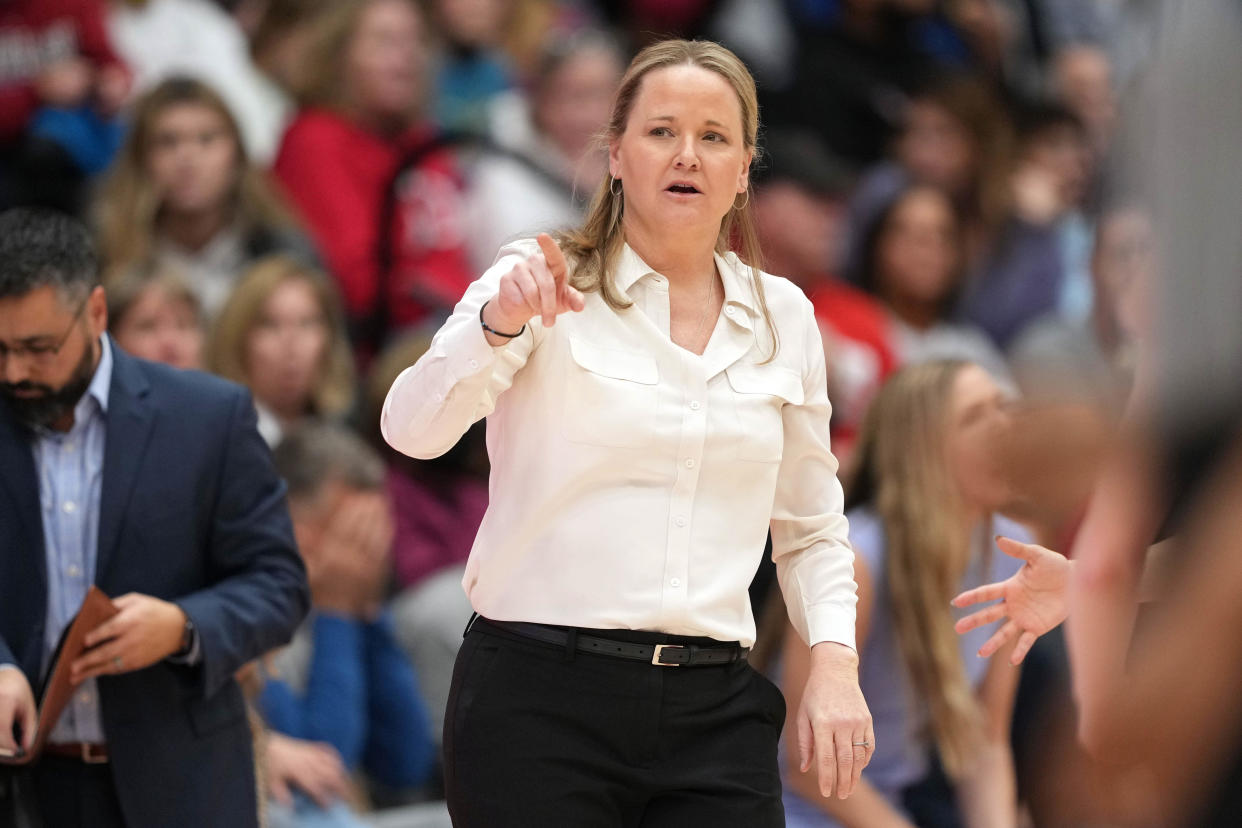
[[703, 132, 723, 142], [649, 126, 672, 137]]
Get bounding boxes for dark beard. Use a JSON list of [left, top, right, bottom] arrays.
[[0, 342, 98, 430]]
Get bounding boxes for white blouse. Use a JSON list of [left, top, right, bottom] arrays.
[[382, 239, 857, 650]]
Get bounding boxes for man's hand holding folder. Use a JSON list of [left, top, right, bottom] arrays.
[[0, 664, 36, 760], [69, 592, 190, 684], [0, 586, 118, 764]]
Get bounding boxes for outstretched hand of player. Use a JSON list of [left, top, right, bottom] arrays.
[[952, 536, 1072, 665]]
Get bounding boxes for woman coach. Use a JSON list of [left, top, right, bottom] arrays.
[[382, 38, 872, 826]]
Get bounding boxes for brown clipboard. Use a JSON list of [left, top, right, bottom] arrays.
[[0, 586, 118, 765]]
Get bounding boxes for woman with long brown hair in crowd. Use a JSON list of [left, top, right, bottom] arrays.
[[94, 77, 316, 318], [208, 255, 354, 447], [781, 360, 1027, 828], [274, 0, 473, 345]]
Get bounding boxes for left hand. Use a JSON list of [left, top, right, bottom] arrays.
[[71, 594, 187, 684], [309, 491, 394, 619], [797, 642, 874, 800], [337, 491, 394, 619], [265, 732, 352, 809], [951, 537, 1072, 665]]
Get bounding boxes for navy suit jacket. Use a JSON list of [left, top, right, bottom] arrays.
[[0, 344, 310, 828]]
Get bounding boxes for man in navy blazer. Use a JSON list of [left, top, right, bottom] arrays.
[[0, 210, 309, 826]]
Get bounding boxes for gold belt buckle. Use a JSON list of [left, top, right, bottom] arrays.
[[651, 644, 685, 666]]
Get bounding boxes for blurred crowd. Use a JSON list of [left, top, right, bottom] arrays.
[[1, 0, 1218, 826]]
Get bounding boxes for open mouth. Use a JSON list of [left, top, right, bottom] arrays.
[[666, 183, 701, 194]]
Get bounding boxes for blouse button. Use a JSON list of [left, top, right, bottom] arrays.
[[689, 401, 701, 411], [674, 516, 687, 527], [670, 578, 681, 588], [684, 459, 695, 469]]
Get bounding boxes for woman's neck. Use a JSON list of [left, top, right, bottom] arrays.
[[265, 397, 308, 427], [962, 504, 988, 538], [348, 105, 410, 140], [160, 207, 231, 253], [886, 293, 941, 332], [623, 215, 720, 289]]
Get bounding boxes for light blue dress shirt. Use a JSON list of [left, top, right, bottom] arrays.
[[33, 335, 113, 744]]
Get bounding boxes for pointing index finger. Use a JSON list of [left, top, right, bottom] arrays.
[[536, 233, 568, 286]]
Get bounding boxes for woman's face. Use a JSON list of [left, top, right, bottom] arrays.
[[945, 365, 1014, 513], [346, 0, 424, 122], [876, 188, 960, 309], [434, 0, 507, 48], [244, 278, 329, 416], [147, 103, 238, 217], [536, 48, 622, 163], [898, 100, 976, 195], [608, 64, 752, 239], [112, 285, 204, 371]]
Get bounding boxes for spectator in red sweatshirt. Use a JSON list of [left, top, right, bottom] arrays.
[[274, 0, 473, 354], [0, 0, 130, 212]]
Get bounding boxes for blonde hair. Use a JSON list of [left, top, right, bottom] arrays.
[[555, 38, 778, 358], [207, 255, 355, 419], [94, 77, 297, 283], [849, 360, 984, 778], [295, 0, 423, 112]]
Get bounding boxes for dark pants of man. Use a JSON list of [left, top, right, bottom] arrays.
[[32, 754, 128, 827], [444, 618, 787, 827]]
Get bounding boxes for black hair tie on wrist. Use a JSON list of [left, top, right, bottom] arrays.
[[480, 301, 526, 338]]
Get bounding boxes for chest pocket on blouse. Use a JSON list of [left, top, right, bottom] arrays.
[[563, 337, 659, 447], [725, 364, 804, 463]]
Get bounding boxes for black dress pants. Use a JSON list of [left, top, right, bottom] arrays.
[[30, 755, 128, 827], [443, 618, 786, 827]]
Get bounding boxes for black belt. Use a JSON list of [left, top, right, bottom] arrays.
[[43, 742, 109, 763], [476, 617, 749, 667]]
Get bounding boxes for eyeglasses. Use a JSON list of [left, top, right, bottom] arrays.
[[0, 298, 89, 367]]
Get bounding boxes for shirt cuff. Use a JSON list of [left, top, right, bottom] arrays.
[[804, 603, 857, 653], [443, 309, 509, 381]]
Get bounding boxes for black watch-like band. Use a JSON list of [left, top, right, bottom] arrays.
[[176, 617, 195, 657], [480, 301, 525, 339]]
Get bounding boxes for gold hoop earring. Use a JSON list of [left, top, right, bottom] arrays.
[[610, 176, 623, 197], [735, 189, 749, 210]]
